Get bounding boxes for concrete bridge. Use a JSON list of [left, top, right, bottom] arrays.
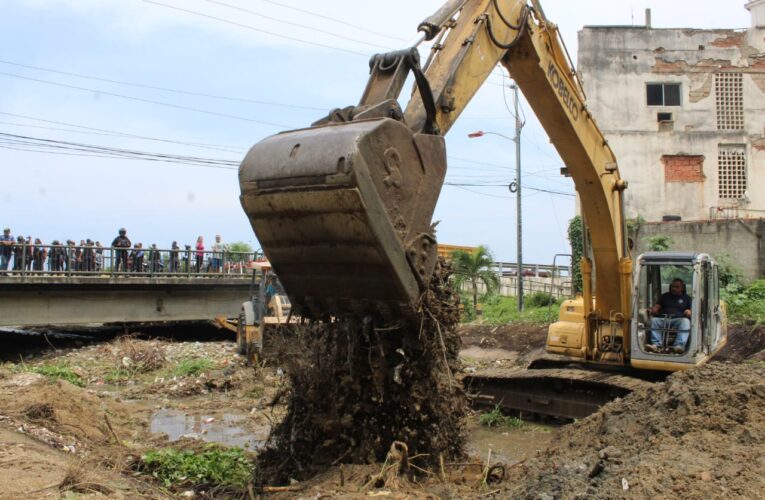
[[0, 275, 253, 328]]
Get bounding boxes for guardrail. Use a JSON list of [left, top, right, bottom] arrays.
[[0, 243, 263, 278], [490, 261, 571, 278]]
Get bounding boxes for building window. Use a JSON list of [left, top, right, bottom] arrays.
[[717, 145, 746, 199], [715, 73, 743, 130], [646, 83, 681, 106]]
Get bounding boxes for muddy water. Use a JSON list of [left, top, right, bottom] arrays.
[[150, 409, 269, 449], [466, 422, 555, 464]]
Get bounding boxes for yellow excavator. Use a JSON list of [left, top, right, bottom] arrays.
[[239, 0, 727, 419]]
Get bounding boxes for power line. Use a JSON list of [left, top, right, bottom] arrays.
[[0, 71, 295, 128], [257, 0, 408, 42], [0, 59, 326, 112], [202, 0, 391, 51], [0, 132, 239, 169], [140, 0, 369, 57], [0, 112, 247, 154]]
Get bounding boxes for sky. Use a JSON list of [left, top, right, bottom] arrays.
[[0, 0, 751, 264]]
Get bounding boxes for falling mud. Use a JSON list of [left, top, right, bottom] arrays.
[[254, 259, 466, 486]]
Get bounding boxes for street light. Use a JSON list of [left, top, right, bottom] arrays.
[[468, 84, 524, 311]]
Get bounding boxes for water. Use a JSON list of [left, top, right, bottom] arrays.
[[150, 409, 268, 449], [467, 422, 555, 464]]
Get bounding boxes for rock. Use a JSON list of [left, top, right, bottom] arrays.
[[3, 373, 45, 387], [598, 446, 622, 460], [700, 471, 713, 481], [588, 460, 605, 478]]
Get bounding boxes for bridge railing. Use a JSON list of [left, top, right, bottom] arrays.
[[0, 243, 263, 278]]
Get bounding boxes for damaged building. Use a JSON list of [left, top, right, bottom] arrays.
[[578, 1, 765, 280]]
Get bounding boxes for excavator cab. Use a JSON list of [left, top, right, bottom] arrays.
[[631, 252, 727, 370]]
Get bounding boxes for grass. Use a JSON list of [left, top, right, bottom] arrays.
[[26, 362, 85, 387], [478, 406, 525, 429], [141, 446, 252, 489], [478, 295, 562, 324], [170, 358, 216, 377]]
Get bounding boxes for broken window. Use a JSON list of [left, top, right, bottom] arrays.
[[647, 83, 681, 106], [715, 73, 743, 130], [717, 145, 746, 199]]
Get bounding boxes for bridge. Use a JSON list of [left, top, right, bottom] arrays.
[[0, 242, 572, 327], [0, 244, 257, 328]]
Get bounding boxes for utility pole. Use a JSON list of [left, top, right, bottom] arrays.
[[511, 83, 523, 312]]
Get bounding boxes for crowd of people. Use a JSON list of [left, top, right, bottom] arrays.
[[0, 227, 240, 275]]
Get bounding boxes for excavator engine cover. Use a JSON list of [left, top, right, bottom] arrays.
[[239, 117, 447, 319]]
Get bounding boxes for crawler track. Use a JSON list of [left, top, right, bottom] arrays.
[[464, 368, 655, 420]]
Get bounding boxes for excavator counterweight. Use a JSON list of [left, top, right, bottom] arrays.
[[239, 117, 446, 319]]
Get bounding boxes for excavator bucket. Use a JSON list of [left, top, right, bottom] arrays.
[[239, 117, 447, 319]]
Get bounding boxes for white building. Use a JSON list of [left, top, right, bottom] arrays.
[[578, 1, 765, 223]]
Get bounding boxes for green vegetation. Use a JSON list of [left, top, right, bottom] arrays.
[[141, 446, 252, 488], [27, 363, 85, 387], [725, 279, 765, 324], [645, 234, 674, 251], [480, 294, 561, 324], [227, 241, 253, 262], [567, 216, 583, 294], [171, 358, 216, 377], [478, 406, 525, 429], [451, 245, 500, 316]]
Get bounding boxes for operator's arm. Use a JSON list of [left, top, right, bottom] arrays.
[[649, 303, 661, 315]]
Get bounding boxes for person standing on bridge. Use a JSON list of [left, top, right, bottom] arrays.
[[210, 234, 226, 273], [12, 236, 25, 272], [111, 228, 131, 273], [195, 236, 205, 273], [33, 238, 46, 271], [169, 241, 180, 273], [0, 228, 13, 273]]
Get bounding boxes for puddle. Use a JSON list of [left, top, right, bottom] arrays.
[[467, 422, 555, 464], [150, 409, 268, 449]]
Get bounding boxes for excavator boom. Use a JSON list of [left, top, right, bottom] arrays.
[[239, 0, 628, 325]]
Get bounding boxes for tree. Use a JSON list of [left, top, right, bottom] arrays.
[[227, 241, 254, 262], [450, 245, 500, 314], [645, 235, 673, 252], [567, 215, 583, 294]]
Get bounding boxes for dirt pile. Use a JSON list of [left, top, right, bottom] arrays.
[[503, 362, 765, 499], [254, 259, 466, 486], [716, 324, 765, 362], [0, 375, 131, 452]]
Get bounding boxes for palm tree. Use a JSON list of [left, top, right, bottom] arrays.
[[450, 245, 500, 314]]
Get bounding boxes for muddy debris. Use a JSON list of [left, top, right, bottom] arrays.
[[254, 259, 467, 487], [503, 362, 765, 499], [716, 324, 765, 362]]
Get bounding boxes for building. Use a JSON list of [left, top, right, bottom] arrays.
[[578, 2, 765, 280]]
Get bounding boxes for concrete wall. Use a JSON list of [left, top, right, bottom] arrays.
[[633, 219, 765, 282], [578, 11, 765, 223]]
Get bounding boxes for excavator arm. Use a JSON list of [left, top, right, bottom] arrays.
[[239, 0, 631, 347]]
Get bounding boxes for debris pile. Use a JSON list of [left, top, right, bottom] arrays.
[[254, 259, 466, 485], [504, 362, 765, 498], [716, 324, 765, 362]]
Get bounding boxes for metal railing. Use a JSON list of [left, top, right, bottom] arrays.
[[0, 243, 263, 278]]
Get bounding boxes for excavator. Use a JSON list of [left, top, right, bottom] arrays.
[[238, 0, 728, 419]]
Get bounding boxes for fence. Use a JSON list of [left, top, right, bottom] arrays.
[[0, 243, 262, 278], [460, 261, 573, 299]]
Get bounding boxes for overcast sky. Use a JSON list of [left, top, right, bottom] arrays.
[[0, 0, 751, 264]]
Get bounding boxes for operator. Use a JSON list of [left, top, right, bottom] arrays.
[[646, 278, 692, 354]]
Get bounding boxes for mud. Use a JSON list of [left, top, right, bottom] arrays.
[[502, 362, 765, 499], [716, 324, 765, 362], [254, 259, 466, 485], [0, 318, 762, 498]]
